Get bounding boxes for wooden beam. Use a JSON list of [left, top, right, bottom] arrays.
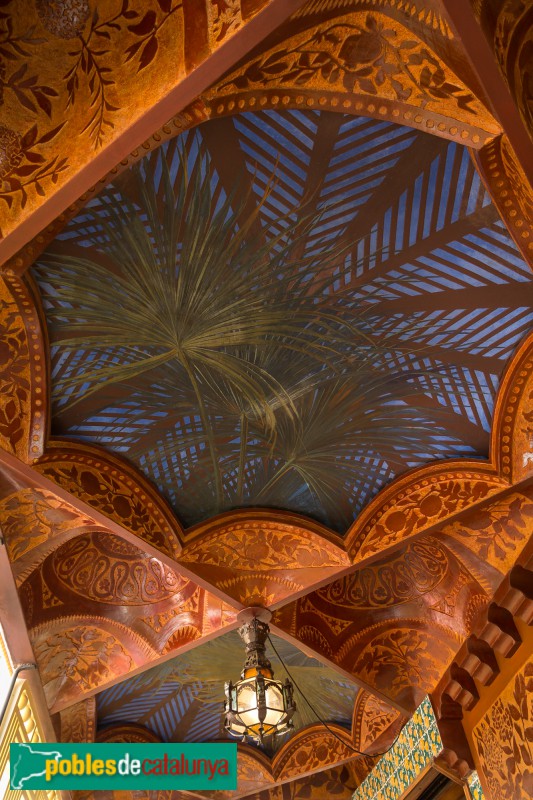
[[0, 543, 57, 742]]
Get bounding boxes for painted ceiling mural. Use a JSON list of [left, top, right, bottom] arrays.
[[33, 109, 533, 530], [96, 631, 358, 752], [0, 0, 278, 243], [0, 2, 532, 798]]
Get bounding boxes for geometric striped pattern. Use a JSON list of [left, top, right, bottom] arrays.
[[96, 631, 358, 749], [33, 110, 533, 531]]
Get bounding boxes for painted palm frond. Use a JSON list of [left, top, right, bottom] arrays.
[[131, 352, 462, 528], [98, 632, 356, 748], [238, 370, 457, 529], [35, 129, 474, 527], [40, 145, 356, 400]]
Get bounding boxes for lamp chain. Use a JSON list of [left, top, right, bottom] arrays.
[[266, 635, 403, 759]]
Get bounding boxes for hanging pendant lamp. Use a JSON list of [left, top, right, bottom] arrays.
[[224, 609, 296, 743]]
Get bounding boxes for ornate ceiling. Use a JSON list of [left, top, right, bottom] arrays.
[[0, 1, 532, 799], [96, 631, 358, 749], [31, 111, 533, 530]]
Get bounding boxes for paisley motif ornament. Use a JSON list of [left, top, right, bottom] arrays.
[[50, 532, 189, 605], [317, 538, 449, 609]]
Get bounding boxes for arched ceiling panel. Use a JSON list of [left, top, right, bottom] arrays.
[[32, 110, 533, 531], [96, 630, 358, 753]]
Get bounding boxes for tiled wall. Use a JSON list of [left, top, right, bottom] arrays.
[[467, 772, 485, 800], [352, 697, 487, 800], [352, 697, 442, 800]]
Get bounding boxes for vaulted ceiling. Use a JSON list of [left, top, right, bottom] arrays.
[[0, 1, 532, 799], [31, 111, 533, 530]]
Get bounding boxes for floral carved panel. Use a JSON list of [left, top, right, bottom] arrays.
[[352, 690, 402, 753], [31, 616, 155, 710], [0, 486, 96, 583], [207, 10, 500, 143], [472, 657, 533, 800], [346, 466, 508, 564], [441, 488, 533, 574], [273, 726, 356, 781], [351, 623, 456, 709], [180, 513, 349, 607], [243, 763, 366, 800], [0, 273, 46, 460], [35, 442, 182, 558], [0, 0, 178, 234], [0, 0, 278, 245], [232, 750, 274, 798]]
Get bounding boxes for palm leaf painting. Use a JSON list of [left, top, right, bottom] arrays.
[[34, 124, 476, 530], [97, 631, 357, 751]]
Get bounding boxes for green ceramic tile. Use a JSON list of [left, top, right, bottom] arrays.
[[467, 772, 485, 800], [352, 695, 443, 800]]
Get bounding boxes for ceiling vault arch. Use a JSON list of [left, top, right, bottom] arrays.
[[0, 2, 532, 798]]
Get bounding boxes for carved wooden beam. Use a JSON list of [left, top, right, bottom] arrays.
[[473, 136, 533, 268]]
